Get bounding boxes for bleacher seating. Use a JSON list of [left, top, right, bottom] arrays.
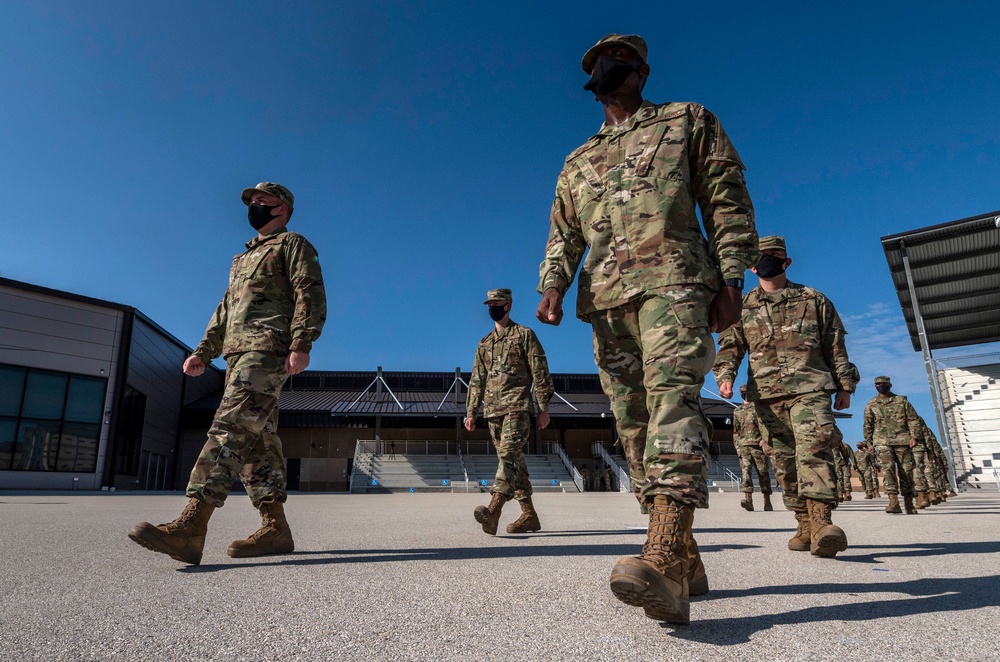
[[938, 363, 1000, 489]]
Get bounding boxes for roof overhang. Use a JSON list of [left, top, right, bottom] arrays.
[[881, 210, 1000, 351]]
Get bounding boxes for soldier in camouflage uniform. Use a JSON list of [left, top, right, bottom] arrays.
[[466, 288, 554, 536], [536, 34, 757, 624], [927, 429, 954, 499], [913, 416, 944, 506], [714, 235, 858, 560], [854, 442, 879, 498], [863, 376, 921, 515], [733, 385, 773, 511], [129, 182, 326, 565], [836, 435, 855, 501]]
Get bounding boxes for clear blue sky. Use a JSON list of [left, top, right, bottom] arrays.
[[3, 1, 999, 444]]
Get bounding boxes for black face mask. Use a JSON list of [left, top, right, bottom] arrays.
[[488, 305, 508, 322], [248, 203, 281, 231], [755, 254, 787, 279], [584, 56, 639, 95], [876, 384, 892, 394]]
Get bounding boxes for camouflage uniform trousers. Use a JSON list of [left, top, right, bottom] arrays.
[[833, 447, 849, 494], [590, 285, 714, 509], [754, 390, 838, 511], [186, 351, 290, 508], [860, 466, 879, 493], [875, 445, 915, 497], [738, 446, 772, 494], [487, 411, 533, 500], [909, 445, 934, 493]]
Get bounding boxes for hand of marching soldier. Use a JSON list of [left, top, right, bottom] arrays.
[[464, 417, 476, 432], [719, 381, 734, 399], [183, 355, 205, 377], [709, 286, 742, 333], [537, 288, 564, 326]]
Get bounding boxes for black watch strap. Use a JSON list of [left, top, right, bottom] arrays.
[[723, 277, 744, 291]]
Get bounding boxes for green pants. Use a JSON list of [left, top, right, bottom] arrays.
[[487, 411, 532, 500], [186, 351, 289, 508], [590, 286, 714, 509], [755, 390, 838, 511], [738, 445, 772, 494], [875, 444, 915, 497]]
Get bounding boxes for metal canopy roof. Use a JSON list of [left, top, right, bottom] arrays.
[[881, 210, 1000, 351]]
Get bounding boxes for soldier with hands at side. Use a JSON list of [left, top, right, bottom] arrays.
[[863, 375, 921, 515], [733, 385, 773, 511], [536, 33, 757, 624], [466, 289, 554, 536], [129, 182, 326, 565], [714, 235, 858, 559]]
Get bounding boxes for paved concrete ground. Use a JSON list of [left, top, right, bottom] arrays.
[[1, 489, 998, 661]]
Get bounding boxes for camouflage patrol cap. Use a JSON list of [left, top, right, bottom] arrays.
[[581, 34, 648, 74], [874, 375, 892, 385], [483, 288, 513, 304], [739, 384, 748, 397], [758, 235, 786, 252], [856, 441, 865, 448], [241, 182, 294, 212]]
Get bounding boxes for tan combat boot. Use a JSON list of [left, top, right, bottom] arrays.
[[474, 493, 509, 535], [903, 495, 918, 514], [788, 510, 811, 551], [741, 492, 754, 511], [845, 489, 853, 501], [885, 494, 902, 514], [914, 492, 930, 510], [807, 499, 848, 558], [929, 490, 941, 505], [227, 498, 295, 558], [128, 497, 216, 565], [948, 489, 958, 498], [864, 490, 873, 499], [874, 487, 882, 498], [610, 495, 692, 624], [506, 497, 541, 534], [762, 492, 774, 511], [685, 526, 709, 597]]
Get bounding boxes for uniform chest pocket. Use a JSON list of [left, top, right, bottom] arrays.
[[237, 247, 285, 288], [633, 112, 688, 181]]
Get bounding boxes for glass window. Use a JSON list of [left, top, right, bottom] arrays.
[[13, 420, 62, 471], [0, 366, 26, 417], [64, 376, 106, 424], [0, 363, 108, 473], [0, 417, 16, 470], [21, 372, 68, 420], [56, 422, 100, 472]]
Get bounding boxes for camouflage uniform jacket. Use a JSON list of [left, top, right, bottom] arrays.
[[863, 394, 921, 447], [466, 321, 554, 419], [713, 281, 857, 400], [194, 227, 326, 362], [732, 401, 764, 448], [538, 100, 757, 320], [840, 442, 855, 469]]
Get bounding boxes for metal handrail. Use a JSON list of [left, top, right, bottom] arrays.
[[592, 441, 630, 492], [554, 442, 584, 492]]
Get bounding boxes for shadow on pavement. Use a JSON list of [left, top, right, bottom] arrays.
[[667, 575, 1000, 643]]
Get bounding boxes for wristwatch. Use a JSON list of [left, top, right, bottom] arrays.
[[722, 277, 744, 291]]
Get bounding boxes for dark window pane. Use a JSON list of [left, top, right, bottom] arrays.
[[65, 376, 106, 423], [0, 366, 27, 417], [13, 420, 62, 471], [113, 387, 147, 476], [0, 417, 16, 470], [22, 372, 68, 420], [56, 422, 100, 472]]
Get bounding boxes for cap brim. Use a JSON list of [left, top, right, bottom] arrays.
[[241, 188, 259, 206], [581, 40, 642, 74]]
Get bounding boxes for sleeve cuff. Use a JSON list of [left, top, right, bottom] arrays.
[[289, 338, 313, 353]]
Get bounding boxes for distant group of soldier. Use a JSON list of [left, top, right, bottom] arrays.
[[733, 374, 957, 516]]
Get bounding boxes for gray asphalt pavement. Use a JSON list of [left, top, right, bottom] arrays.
[[1, 489, 998, 661]]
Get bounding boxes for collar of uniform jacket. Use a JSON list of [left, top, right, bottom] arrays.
[[245, 226, 288, 250], [747, 280, 804, 305], [594, 100, 657, 137], [490, 322, 519, 340]]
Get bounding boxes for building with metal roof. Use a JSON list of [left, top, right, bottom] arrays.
[[881, 209, 1000, 489]]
